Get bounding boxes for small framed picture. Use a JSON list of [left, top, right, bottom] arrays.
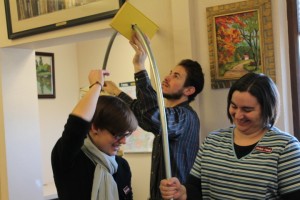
[[35, 52, 55, 99]]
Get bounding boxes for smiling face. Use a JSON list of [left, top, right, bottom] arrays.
[[229, 91, 264, 135], [90, 129, 127, 156]]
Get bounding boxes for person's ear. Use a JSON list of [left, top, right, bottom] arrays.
[[90, 124, 98, 134], [183, 86, 195, 96]]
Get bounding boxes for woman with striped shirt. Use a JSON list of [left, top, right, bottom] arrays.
[[160, 72, 300, 199]]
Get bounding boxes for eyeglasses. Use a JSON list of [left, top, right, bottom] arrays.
[[113, 131, 132, 141]]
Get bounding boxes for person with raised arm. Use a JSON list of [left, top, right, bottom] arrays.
[[51, 69, 138, 200], [104, 34, 204, 200]]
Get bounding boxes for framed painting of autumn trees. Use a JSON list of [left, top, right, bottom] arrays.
[[207, 0, 275, 89]]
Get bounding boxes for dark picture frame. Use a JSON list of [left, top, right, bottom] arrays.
[[206, 0, 276, 89], [4, 0, 125, 39], [35, 52, 55, 99]]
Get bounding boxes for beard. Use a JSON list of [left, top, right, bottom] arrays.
[[163, 89, 184, 100]]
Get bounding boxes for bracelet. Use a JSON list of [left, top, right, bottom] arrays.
[[89, 81, 102, 89]]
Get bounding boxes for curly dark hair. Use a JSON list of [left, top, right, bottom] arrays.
[[178, 59, 204, 102]]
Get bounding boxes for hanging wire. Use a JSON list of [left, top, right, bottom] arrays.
[[102, 30, 118, 70]]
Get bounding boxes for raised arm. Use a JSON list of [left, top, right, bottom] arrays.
[[72, 69, 109, 121], [129, 33, 148, 73]]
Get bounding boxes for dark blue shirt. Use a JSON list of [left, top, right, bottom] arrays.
[[118, 70, 200, 200]]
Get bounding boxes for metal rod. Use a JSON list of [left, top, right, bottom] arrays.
[[132, 24, 172, 180], [102, 30, 118, 70]]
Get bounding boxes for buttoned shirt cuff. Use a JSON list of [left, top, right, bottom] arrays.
[[134, 70, 150, 87]]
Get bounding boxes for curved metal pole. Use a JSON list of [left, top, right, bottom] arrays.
[[102, 30, 118, 70], [132, 24, 172, 180]]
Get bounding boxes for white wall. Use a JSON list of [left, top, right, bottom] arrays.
[[76, 30, 135, 87], [0, 0, 294, 200], [271, 0, 293, 133], [0, 49, 44, 200], [37, 44, 79, 184]]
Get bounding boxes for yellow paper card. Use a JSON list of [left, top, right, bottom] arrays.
[[110, 2, 159, 40]]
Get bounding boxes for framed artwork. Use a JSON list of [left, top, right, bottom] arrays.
[[207, 0, 275, 89], [35, 52, 55, 99], [4, 0, 125, 39]]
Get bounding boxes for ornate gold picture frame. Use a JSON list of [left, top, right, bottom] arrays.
[[207, 0, 275, 89]]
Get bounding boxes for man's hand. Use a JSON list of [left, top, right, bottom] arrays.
[[103, 81, 122, 96], [129, 33, 148, 72]]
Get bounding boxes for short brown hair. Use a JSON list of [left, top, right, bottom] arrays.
[[92, 95, 138, 135]]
